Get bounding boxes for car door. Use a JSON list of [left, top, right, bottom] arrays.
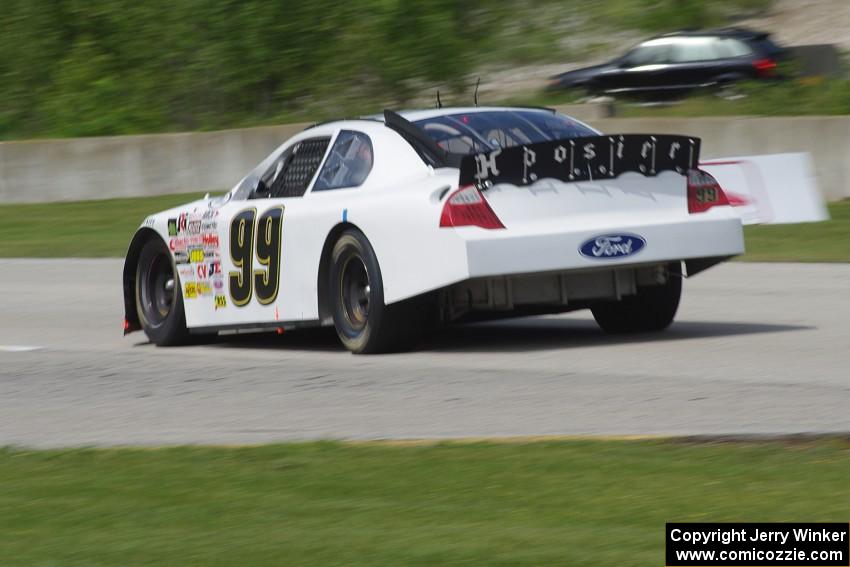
[[182, 135, 333, 329]]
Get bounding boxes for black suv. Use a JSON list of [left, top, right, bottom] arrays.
[[548, 28, 786, 96]]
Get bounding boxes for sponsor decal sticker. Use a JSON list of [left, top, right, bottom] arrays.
[[196, 261, 220, 280], [579, 233, 646, 259], [169, 212, 205, 235], [202, 233, 219, 248], [184, 282, 198, 299], [169, 236, 203, 251], [188, 248, 205, 263], [214, 295, 227, 309]]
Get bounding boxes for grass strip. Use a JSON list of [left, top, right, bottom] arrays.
[[0, 192, 207, 257], [1, 439, 849, 566], [0, 194, 847, 261]]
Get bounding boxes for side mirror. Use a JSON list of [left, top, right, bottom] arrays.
[[248, 177, 270, 200], [253, 178, 269, 196]]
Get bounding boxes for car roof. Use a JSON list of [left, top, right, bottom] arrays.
[[393, 106, 556, 122], [352, 106, 555, 124], [656, 27, 770, 40], [305, 106, 559, 132], [639, 35, 729, 48]]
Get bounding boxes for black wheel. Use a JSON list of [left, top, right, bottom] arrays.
[[713, 75, 747, 100], [328, 229, 423, 353], [716, 82, 745, 100], [591, 262, 682, 334], [135, 238, 189, 346]]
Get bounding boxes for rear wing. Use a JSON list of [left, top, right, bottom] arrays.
[[459, 134, 701, 189]]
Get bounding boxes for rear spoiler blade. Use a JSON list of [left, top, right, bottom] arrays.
[[459, 134, 701, 189]]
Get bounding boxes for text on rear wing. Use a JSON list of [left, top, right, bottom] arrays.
[[459, 134, 701, 189]]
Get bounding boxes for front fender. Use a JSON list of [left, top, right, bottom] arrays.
[[122, 227, 162, 334]]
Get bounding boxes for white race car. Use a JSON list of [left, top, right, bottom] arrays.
[[123, 107, 744, 353]]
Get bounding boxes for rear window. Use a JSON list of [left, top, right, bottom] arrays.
[[414, 110, 597, 155], [313, 130, 373, 191]]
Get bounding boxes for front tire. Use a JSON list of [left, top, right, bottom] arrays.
[[135, 238, 189, 346], [328, 230, 422, 353], [591, 262, 682, 334]]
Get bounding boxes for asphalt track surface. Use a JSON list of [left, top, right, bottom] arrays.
[[1, 259, 848, 448]]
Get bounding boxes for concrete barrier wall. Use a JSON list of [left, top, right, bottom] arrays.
[[0, 123, 310, 203], [0, 108, 847, 203], [588, 116, 850, 202]]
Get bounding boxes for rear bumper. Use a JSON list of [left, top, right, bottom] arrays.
[[462, 214, 744, 278]]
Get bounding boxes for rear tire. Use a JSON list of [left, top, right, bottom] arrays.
[[328, 230, 423, 353], [591, 262, 682, 334], [714, 77, 746, 100], [135, 238, 190, 346]]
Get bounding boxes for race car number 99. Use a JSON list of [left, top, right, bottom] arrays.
[[228, 206, 284, 307]]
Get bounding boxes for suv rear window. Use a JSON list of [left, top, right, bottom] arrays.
[[414, 110, 596, 155]]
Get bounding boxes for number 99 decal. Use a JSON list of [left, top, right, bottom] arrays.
[[229, 206, 284, 307]]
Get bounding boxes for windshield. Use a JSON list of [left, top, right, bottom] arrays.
[[413, 110, 597, 155]]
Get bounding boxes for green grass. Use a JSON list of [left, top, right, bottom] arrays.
[[615, 79, 850, 119], [742, 200, 850, 262], [1, 0, 778, 140], [0, 192, 208, 257], [0, 439, 849, 566], [1, 194, 847, 262]]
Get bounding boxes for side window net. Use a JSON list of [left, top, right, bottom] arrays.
[[264, 137, 330, 198], [313, 131, 374, 191]]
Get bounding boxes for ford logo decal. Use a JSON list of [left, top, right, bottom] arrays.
[[579, 233, 646, 259]]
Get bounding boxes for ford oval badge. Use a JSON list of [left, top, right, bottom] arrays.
[[579, 233, 646, 259]]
